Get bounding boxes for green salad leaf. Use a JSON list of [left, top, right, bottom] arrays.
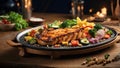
[[59, 19, 77, 28], [48, 20, 61, 28], [2, 11, 29, 30], [88, 24, 102, 37]]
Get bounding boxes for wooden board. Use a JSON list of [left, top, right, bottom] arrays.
[[7, 26, 120, 59], [7, 35, 120, 59]]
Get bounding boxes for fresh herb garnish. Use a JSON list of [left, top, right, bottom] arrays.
[[59, 19, 77, 28]]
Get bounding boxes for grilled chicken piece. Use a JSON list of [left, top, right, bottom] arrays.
[[37, 28, 83, 45]]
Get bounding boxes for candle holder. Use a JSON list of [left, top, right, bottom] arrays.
[[18, 0, 32, 20], [71, 0, 84, 19]]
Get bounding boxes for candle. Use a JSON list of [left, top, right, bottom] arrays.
[[81, 5, 84, 16], [71, 2, 76, 18], [71, 2, 75, 15], [21, 0, 32, 19], [77, 5, 80, 17]]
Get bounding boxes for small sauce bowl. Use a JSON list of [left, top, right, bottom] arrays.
[[0, 23, 15, 31], [29, 17, 44, 27]]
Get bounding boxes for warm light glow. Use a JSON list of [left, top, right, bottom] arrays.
[[77, 5, 80, 11], [81, 6, 84, 10], [99, 13, 104, 18], [95, 7, 107, 18], [96, 11, 100, 16], [71, 2, 74, 7], [25, 0, 28, 8], [28, 0, 31, 7], [25, 0, 31, 8], [89, 9, 93, 13], [17, 2, 20, 7], [101, 7, 107, 15]]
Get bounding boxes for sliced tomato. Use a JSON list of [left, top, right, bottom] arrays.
[[30, 30, 36, 37], [86, 33, 92, 39], [2, 19, 8, 24], [104, 34, 110, 39], [71, 40, 79, 46], [54, 44, 60, 48]]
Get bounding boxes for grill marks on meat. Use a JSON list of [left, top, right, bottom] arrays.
[[37, 28, 83, 45]]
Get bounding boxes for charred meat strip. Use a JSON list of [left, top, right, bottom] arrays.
[[37, 28, 83, 45]]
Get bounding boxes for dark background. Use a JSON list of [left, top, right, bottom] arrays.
[[0, 0, 117, 15], [32, 0, 116, 15]]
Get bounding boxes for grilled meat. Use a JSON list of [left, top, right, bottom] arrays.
[[37, 28, 83, 45]]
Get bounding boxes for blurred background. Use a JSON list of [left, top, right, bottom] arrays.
[[0, 0, 117, 15]]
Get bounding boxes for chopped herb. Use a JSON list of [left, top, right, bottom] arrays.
[[104, 53, 110, 60], [59, 19, 77, 28]]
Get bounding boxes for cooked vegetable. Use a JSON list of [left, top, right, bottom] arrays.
[[24, 36, 32, 41], [88, 28, 97, 37], [29, 30, 37, 37], [80, 38, 89, 45], [62, 41, 68, 46], [24, 17, 114, 47], [104, 34, 110, 39], [60, 19, 76, 28], [89, 37, 99, 44], [54, 44, 60, 47], [106, 30, 113, 35], [96, 29, 105, 39], [71, 40, 79, 46], [94, 24, 102, 30], [48, 20, 61, 28], [28, 38, 37, 44], [88, 24, 103, 38]]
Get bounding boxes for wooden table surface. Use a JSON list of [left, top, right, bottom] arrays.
[[0, 13, 120, 68]]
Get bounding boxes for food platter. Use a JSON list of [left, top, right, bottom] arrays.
[[7, 17, 120, 58], [16, 25, 117, 51]]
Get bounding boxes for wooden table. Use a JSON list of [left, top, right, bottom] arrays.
[[0, 13, 120, 68]]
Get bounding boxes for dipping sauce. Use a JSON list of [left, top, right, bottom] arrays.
[[29, 17, 44, 26]]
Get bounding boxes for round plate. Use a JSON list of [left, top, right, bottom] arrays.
[[16, 26, 118, 51]]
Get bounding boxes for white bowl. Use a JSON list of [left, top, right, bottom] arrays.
[[0, 23, 15, 31], [29, 17, 44, 26]]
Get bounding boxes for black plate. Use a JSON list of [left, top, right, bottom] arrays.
[[16, 26, 117, 51]]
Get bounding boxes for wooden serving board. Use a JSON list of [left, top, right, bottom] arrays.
[[6, 26, 120, 59], [6, 35, 120, 59]]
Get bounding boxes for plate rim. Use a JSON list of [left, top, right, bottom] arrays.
[[16, 25, 118, 51]]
